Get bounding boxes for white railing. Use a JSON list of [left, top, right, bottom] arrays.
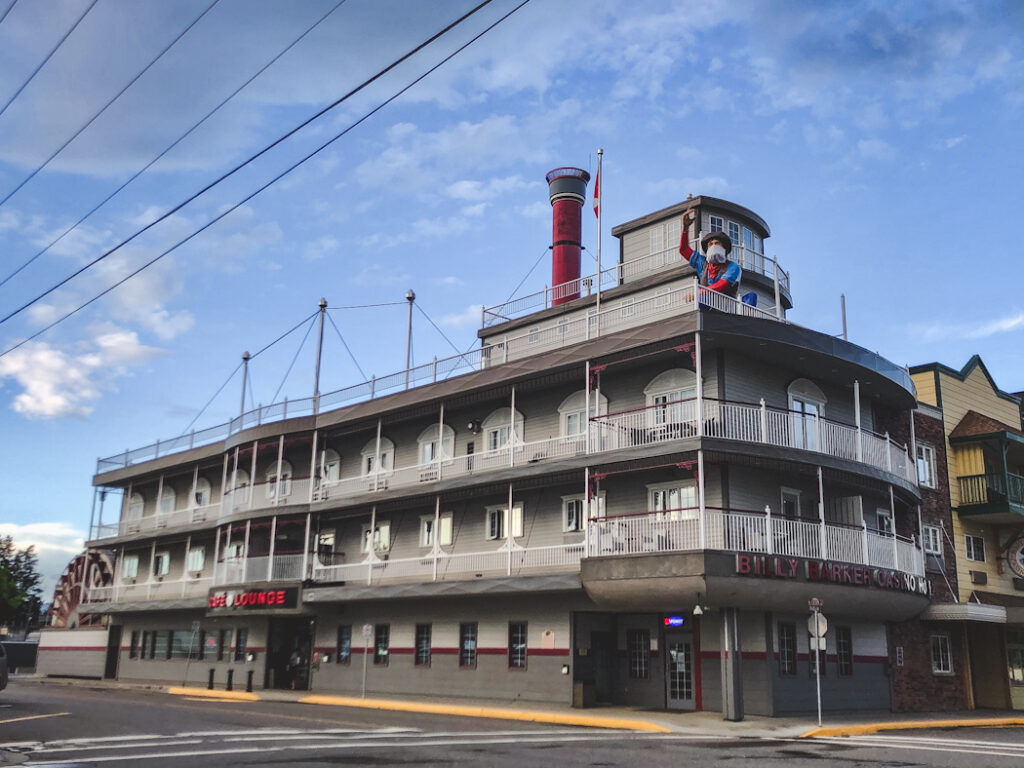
[[588, 508, 925, 577], [482, 247, 791, 327], [310, 542, 583, 586], [116, 502, 220, 537], [84, 575, 214, 604], [213, 554, 308, 586]]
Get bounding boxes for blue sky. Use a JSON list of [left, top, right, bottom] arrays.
[[1, 0, 1022, 595]]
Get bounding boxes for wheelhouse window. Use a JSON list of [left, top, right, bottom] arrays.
[[965, 534, 985, 562], [916, 444, 937, 488], [459, 623, 477, 668], [485, 504, 523, 540], [417, 424, 455, 465], [648, 217, 682, 267]]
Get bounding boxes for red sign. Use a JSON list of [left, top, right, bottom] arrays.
[[735, 554, 929, 596], [207, 586, 299, 611]]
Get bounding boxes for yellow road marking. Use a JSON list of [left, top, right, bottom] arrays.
[[803, 717, 1024, 738], [0, 711, 71, 725], [167, 687, 258, 702]]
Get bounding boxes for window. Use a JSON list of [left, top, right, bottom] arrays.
[[876, 508, 893, 535], [122, 554, 139, 580], [1008, 630, 1024, 685], [234, 628, 248, 662], [233, 468, 250, 491], [374, 624, 389, 666], [916, 444, 936, 488], [965, 534, 986, 562], [709, 215, 724, 233], [420, 512, 453, 548], [729, 222, 742, 249], [922, 525, 942, 556], [218, 629, 232, 661], [360, 438, 394, 476], [153, 551, 170, 578], [415, 624, 432, 667], [627, 629, 650, 679], [141, 631, 152, 659], [417, 424, 455, 465], [337, 625, 351, 664], [836, 627, 853, 676], [194, 477, 212, 507], [778, 623, 797, 676], [482, 408, 523, 453], [788, 379, 826, 451], [644, 369, 697, 427], [321, 449, 341, 482], [649, 482, 697, 521], [781, 487, 802, 519], [563, 496, 584, 532], [158, 486, 176, 515], [485, 504, 523, 540], [620, 298, 636, 318], [558, 390, 608, 438], [931, 634, 953, 674], [266, 460, 292, 499], [459, 623, 477, 668], [509, 622, 527, 670], [127, 492, 144, 519], [361, 520, 391, 554], [186, 546, 205, 573], [648, 217, 682, 266], [169, 630, 191, 660], [129, 630, 140, 659], [154, 630, 170, 660]]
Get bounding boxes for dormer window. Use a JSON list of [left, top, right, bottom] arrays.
[[361, 438, 394, 476], [266, 460, 293, 499]]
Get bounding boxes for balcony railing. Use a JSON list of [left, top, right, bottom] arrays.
[[481, 247, 790, 327], [115, 502, 219, 537], [214, 553, 307, 585], [310, 541, 584, 586], [84, 575, 214, 604], [958, 471, 1024, 507], [588, 507, 924, 577]]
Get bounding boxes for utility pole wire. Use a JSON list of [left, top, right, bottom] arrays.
[[0, 0, 530, 360], [0, 0, 495, 327], [0, 0, 349, 291], [0, 0, 98, 120], [0, 0, 221, 210]]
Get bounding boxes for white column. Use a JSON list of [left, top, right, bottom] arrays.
[[817, 466, 827, 559], [432, 496, 441, 582], [248, 440, 258, 509], [585, 361, 591, 455], [909, 408, 917, 480], [156, 474, 164, 517], [889, 485, 898, 567], [267, 516, 277, 581], [437, 403, 445, 481], [695, 332, 704, 438], [183, 534, 192, 597], [212, 526, 221, 585], [148, 539, 156, 585], [759, 398, 768, 443], [854, 380, 862, 462], [373, 420, 382, 492], [583, 467, 590, 556], [765, 504, 773, 555], [507, 482, 514, 576], [697, 449, 707, 548], [275, 435, 285, 504], [309, 429, 319, 504], [301, 512, 311, 580], [242, 519, 251, 582], [367, 506, 377, 586], [773, 259, 781, 320], [509, 387, 517, 467], [190, 466, 199, 512]]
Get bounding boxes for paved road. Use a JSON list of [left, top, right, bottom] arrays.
[[2, 680, 1024, 766]]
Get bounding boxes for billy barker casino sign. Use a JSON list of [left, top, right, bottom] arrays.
[[736, 554, 931, 596]]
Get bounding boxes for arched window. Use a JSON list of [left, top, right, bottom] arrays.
[[644, 369, 697, 425], [321, 449, 341, 482], [158, 485, 176, 515], [481, 408, 524, 452], [361, 437, 394, 476], [788, 378, 827, 451], [194, 477, 212, 507], [127, 492, 144, 520], [266, 460, 293, 499], [233, 468, 250, 491], [558, 390, 608, 437], [417, 424, 455, 464]]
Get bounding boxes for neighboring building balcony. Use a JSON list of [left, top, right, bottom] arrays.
[[84, 575, 213, 606], [587, 507, 924, 577], [957, 471, 1024, 522]]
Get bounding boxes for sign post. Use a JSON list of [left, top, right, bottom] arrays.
[[183, 620, 201, 687], [808, 598, 826, 727], [361, 623, 372, 699]]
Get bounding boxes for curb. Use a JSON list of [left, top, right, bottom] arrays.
[[803, 717, 1024, 738], [299, 695, 672, 733], [167, 686, 260, 702]]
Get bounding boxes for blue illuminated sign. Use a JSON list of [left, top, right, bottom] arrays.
[[663, 615, 685, 627]]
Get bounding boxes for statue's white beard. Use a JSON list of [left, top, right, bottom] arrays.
[[707, 244, 727, 264]]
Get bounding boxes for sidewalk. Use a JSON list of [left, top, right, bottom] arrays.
[[22, 676, 1024, 738]]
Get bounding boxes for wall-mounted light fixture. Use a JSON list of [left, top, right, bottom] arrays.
[[467, 420, 482, 435]]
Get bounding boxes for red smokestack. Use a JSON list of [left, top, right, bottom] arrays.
[[545, 167, 590, 306]]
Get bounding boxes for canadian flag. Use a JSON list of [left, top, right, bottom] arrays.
[[592, 163, 600, 218]]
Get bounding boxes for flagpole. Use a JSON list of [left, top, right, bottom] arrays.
[[595, 148, 603, 335]]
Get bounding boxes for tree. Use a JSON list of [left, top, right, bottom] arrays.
[[0, 536, 43, 631]]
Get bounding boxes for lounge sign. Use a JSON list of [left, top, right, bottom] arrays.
[[207, 586, 300, 612], [735, 554, 930, 596]]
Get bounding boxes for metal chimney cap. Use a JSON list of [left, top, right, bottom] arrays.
[[545, 167, 591, 184]]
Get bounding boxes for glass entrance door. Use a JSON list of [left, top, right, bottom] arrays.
[[665, 631, 695, 710]]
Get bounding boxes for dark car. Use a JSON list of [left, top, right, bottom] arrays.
[[0, 643, 8, 691]]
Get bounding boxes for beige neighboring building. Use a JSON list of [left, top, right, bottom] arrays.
[[911, 356, 1024, 710]]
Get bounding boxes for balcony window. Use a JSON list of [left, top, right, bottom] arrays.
[[158, 486, 176, 515], [965, 534, 986, 562], [781, 487, 802, 518], [186, 546, 205, 573], [127, 493, 144, 519], [361, 520, 391, 554], [420, 512, 453, 548], [121, 554, 139, 580], [486, 504, 523, 540], [194, 477, 212, 507], [265, 460, 292, 500], [916, 444, 937, 488], [153, 551, 170, 577], [482, 408, 523, 452], [649, 482, 697, 521], [417, 424, 454, 465], [360, 438, 394, 476], [558, 390, 608, 437], [645, 369, 697, 426], [788, 379, 827, 451], [876, 508, 893, 535], [321, 449, 341, 483]]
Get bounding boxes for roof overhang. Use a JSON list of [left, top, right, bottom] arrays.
[[919, 602, 1007, 623]]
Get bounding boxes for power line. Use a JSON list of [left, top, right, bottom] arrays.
[[0, 0, 530, 359], [0, 0, 349, 290], [0, 0, 221, 210], [0, 0, 99, 121], [0, 0, 495, 328]]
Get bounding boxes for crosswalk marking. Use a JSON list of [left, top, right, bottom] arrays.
[[816, 734, 1024, 759]]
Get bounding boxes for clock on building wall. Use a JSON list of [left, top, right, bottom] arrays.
[[1008, 537, 1024, 579]]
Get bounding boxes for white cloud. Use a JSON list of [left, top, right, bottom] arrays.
[[439, 304, 485, 330], [945, 134, 966, 149], [911, 311, 1024, 342], [517, 201, 550, 219], [857, 138, 895, 160], [0, 521, 86, 598], [303, 235, 339, 261]]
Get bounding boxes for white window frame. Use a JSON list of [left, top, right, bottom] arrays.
[[558, 390, 608, 438], [265, 460, 292, 500], [562, 493, 605, 532], [620, 297, 636, 318], [361, 520, 391, 554], [648, 218, 682, 267], [481, 408, 523, 453], [194, 477, 212, 507], [648, 481, 697, 521], [321, 449, 341, 482], [485, 503, 523, 541], [158, 486, 176, 515], [127, 492, 144, 519], [930, 633, 953, 675], [916, 444, 937, 488], [876, 507, 893, 535], [186, 545, 205, 573], [417, 424, 455, 466], [922, 524, 942, 555], [781, 487, 802, 519], [233, 468, 250, 491], [360, 438, 394, 477], [644, 369, 698, 427], [122, 554, 139, 579], [788, 378, 827, 451], [420, 512, 453, 548], [965, 533, 986, 562], [153, 550, 170, 578]]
